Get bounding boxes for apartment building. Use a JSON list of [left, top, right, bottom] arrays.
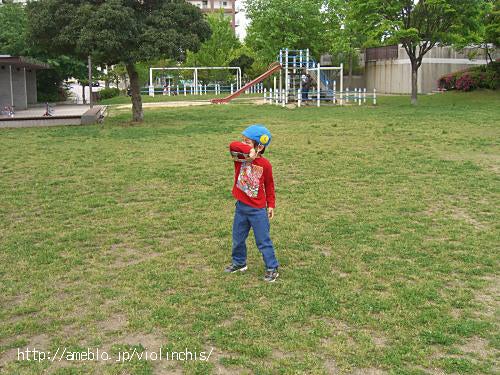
[[187, 0, 238, 30]]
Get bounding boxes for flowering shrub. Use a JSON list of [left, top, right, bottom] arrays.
[[455, 74, 477, 91], [438, 61, 499, 91], [438, 73, 458, 90]]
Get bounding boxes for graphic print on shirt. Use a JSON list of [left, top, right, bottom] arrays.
[[237, 162, 263, 198]]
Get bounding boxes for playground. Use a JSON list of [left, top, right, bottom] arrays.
[[0, 91, 498, 374], [145, 49, 373, 108]]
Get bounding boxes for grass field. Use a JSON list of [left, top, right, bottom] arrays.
[[0, 91, 498, 374], [98, 93, 262, 105]]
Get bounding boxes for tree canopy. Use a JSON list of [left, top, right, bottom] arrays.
[[0, 2, 28, 55], [27, 0, 211, 121], [352, 0, 484, 104], [245, 0, 327, 63], [186, 11, 241, 67]]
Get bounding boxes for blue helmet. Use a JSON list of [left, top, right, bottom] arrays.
[[242, 124, 272, 146]]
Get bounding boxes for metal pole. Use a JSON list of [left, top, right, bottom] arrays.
[[340, 63, 344, 105], [279, 69, 282, 103], [285, 49, 289, 104], [194, 68, 198, 95], [298, 89, 302, 107], [317, 63, 320, 107], [88, 55, 93, 108], [333, 80, 336, 104], [373, 88, 377, 105]]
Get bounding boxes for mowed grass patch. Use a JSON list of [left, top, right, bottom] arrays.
[[0, 91, 499, 374]]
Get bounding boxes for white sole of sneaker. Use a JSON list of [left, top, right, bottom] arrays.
[[228, 266, 247, 273], [265, 272, 279, 282]]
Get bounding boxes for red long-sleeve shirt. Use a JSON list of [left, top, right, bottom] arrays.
[[230, 142, 276, 209]]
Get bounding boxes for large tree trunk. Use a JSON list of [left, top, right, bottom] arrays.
[[126, 63, 144, 122], [411, 62, 418, 105], [82, 83, 86, 104]]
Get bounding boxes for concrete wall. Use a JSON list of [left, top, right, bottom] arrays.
[[344, 75, 365, 90], [365, 45, 492, 94], [0, 65, 38, 110], [0, 66, 12, 108], [26, 69, 37, 104], [11, 67, 27, 110]]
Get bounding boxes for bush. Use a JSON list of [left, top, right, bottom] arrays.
[[98, 88, 120, 100], [438, 61, 499, 91], [455, 73, 477, 91]]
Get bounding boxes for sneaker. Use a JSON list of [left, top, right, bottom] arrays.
[[224, 264, 248, 273], [264, 268, 279, 282]]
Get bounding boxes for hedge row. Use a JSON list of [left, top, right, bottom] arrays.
[[438, 61, 499, 91], [98, 87, 121, 100]]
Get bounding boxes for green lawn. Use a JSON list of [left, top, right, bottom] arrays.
[[99, 92, 262, 105], [0, 91, 499, 374]]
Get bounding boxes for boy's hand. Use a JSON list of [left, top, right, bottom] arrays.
[[248, 148, 257, 160], [267, 207, 274, 219]]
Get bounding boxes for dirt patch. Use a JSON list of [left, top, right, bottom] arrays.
[[370, 333, 388, 349], [209, 346, 248, 375], [313, 244, 332, 257], [99, 313, 128, 332], [458, 336, 491, 358], [107, 244, 162, 268], [0, 333, 51, 368], [116, 332, 166, 351], [473, 275, 499, 318], [349, 368, 387, 375], [450, 207, 486, 230], [324, 358, 340, 374], [116, 101, 212, 110]]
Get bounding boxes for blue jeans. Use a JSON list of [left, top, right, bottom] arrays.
[[232, 201, 279, 270]]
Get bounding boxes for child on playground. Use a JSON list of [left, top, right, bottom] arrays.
[[225, 125, 279, 282]]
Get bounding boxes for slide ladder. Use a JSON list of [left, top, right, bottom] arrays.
[[211, 62, 281, 104]]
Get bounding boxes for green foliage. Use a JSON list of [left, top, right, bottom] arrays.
[[322, 0, 368, 73], [245, 0, 327, 63], [438, 61, 500, 91], [27, 0, 212, 121], [0, 2, 27, 55], [36, 69, 68, 102], [484, 0, 500, 46], [353, 0, 483, 53], [352, 0, 484, 103], [186, 12, 240, 67], [98, 87, 121, 100], [184, 11, 240, 83], [27, 0, 211, 64]]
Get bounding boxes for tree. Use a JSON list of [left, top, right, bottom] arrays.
[[323, 0, 368, 86], [186, 11, 240, 67], [0, 1, 28, 55], [245, 0, 327, 63], [482, 0, 499, 63], [185, 11, 240, 83], [27, 0, 211, 122], [354, 0, 483, 104], [0, 2, 87, 102]]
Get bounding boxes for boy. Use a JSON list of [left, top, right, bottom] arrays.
[[225, 124, 279, 282]]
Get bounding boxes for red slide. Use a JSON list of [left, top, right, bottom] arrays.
[[211, 62, 282, 104]]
